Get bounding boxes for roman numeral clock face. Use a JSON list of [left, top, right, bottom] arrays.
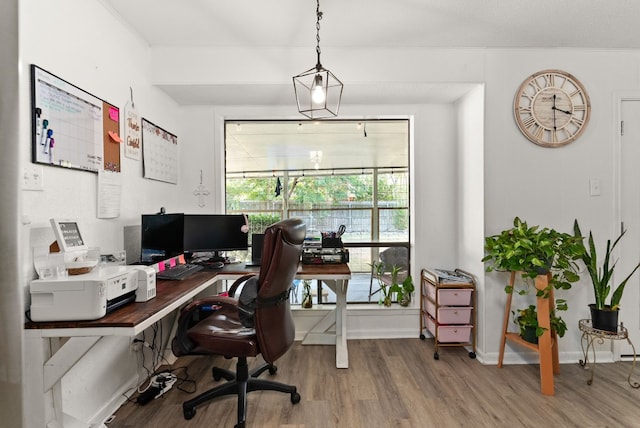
[[514, 69, 591, 147]]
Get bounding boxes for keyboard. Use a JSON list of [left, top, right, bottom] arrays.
[[156, 263, 204, 280]]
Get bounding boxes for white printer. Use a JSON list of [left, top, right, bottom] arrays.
[[30, 265, 138, 322]]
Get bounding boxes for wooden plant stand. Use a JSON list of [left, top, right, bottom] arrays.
[[498, 271, 559, 396]]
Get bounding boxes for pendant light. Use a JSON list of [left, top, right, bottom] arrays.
[[293, 0, 343, 119]]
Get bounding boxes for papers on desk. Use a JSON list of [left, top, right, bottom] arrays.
[[427, 268, 473, 284]]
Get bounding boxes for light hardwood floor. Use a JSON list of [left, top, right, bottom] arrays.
[[108, 339, 640, 427]]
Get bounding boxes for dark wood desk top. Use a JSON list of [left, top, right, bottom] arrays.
[[25, 263, 350, 330]]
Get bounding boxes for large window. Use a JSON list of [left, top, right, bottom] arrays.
[[225, 120, 410, 303]]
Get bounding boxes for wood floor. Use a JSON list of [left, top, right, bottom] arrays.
[[108, 339, 640, 428]]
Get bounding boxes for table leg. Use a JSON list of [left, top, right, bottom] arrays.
[[300, 278, 349, 368]]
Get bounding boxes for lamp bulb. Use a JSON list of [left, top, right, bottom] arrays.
[[311, 74, 326, 104]]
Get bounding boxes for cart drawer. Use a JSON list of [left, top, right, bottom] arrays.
[[426, 314, 472, 343], [425, 281, 472, 306], [426, 300, 472, 324]]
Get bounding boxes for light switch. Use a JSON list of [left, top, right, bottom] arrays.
[[22, 164, 44, 191], [589, 179, 601, 196]]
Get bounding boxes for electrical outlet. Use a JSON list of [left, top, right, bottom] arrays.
[[589, 179, 601, 196], [131, 338, 143, 352], [22, 164, 44, 191]]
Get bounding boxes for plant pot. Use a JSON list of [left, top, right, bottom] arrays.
[[399, 294, 411, 307], [302, 293, 313, 309], [521, 325, 539, 344], [589, 304, 619, 332]]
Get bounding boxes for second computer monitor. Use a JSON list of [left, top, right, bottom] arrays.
[[183, 214, 248, 261]]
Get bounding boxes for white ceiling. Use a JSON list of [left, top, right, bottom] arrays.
[[102, 0, 640, 50], [99, 0, 640, 171]]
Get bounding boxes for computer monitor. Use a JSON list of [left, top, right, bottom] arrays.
[[140, 213, 185, 264], [183, 214, 248, 262]]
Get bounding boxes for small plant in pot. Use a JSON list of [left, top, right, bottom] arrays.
[[514, 304, 568, 344], [573, 220, 640, 332], [390, 274, 414, 307]]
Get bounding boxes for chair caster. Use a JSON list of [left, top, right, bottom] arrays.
[[419, 334, 426, 340], [434, 352, 439, 360], [291, 391, 301, 404], [234, 422, 246, 428], [469, 351, 476, 359], [268, 365, 277, 375], [183, 406, 196, 420]]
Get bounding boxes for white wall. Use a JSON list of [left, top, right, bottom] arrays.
[[1, 0, 23, 426], [17, 0, 640, 424]]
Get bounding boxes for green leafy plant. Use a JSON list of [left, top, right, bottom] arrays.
[[573, 220, 640, 310], [513, 304, 568, 338], [390, 274, 414, 306], [483, 217, 583, 295], [483, 217, 583, 338], [371, 261, 394, 306]]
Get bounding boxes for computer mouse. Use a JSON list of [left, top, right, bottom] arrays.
[[211, 261, 225, 269]]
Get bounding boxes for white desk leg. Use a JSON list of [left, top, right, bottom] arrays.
[[335, 279, 349, 369], [300, 278, 349, 369], [24, 333, 62, 428]]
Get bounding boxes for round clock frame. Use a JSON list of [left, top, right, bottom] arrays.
[[513, 69, 591, 148]]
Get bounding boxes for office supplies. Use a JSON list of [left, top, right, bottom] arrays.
[[49, 218, 99, 274], [156, 263, 203, 280], [29, 265, 137, 321]]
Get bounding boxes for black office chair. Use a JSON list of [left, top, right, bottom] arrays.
[[368, 246, 409, 302], [171, 218, 306, 428]]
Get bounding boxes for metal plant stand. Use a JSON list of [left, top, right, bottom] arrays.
[[578, 319, 640, 388]]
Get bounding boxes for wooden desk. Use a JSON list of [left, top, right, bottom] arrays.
[[23, 263, 350, 428]]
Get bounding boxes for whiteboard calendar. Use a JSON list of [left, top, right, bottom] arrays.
[[142, 118, 179, 184]]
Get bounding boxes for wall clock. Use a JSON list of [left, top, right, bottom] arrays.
[[514, 69, 591, 147]]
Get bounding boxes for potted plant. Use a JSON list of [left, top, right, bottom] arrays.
[[483, 217, 583, 335], [391, 274, 414, 307], [513, 304, 568, 344], [573, 220, 640, 332], [301, 280, 313, 308], [371, 262, 396, 307]]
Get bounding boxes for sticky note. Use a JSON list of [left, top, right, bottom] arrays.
[[109, 107, 119, 122], [169, 258, 177, 268], [178, 255, 186, 264]]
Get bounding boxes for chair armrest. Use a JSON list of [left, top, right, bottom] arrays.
[[228, 274, 257, 298], [171, 295, 239, 356]]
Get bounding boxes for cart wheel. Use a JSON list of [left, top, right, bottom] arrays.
[[434, 352, 439, 360], [468, 352, 476, 359], [419, 334, 426, 340]]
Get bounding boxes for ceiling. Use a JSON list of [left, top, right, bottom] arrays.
[[99, 0, 640, 172], [225, 119, 409, 174], [102, 0, 640, 50]]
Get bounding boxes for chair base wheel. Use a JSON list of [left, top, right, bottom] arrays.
[[434, 352, 439, 360], [183, 407, 196, 420], [469, 351, 476, 359], [420, 334, 426, 340], [291, 391, 301, 404]]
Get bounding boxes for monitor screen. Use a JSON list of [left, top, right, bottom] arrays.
[[140, 213, 185, 264], [183, 214, 248, 256]]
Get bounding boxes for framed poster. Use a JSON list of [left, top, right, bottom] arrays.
[[31, 65, 121, 173], [142, 118, 178, 184]]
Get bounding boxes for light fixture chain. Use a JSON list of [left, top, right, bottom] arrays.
[[315, 0, 323, 68]]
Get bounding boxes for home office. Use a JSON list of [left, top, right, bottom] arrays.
[[5, 0, 640, 427]]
